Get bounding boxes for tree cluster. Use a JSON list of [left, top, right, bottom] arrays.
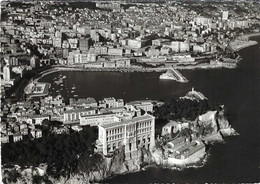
[[154, 99, 219, 121], [153, 99, 220, 136], [2, 125, 99, 179]]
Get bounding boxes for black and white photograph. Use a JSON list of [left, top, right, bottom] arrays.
[[0, 0, 259, 183]]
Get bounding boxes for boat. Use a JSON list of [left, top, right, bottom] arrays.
[[54, 78, 63, 84]]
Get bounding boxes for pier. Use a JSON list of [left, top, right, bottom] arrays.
[[168, 68, 188, 83]]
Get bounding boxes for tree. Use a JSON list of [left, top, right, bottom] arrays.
[[2, 126, 98, 179]]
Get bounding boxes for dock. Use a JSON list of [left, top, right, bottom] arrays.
[[168, 68, 188, 83]]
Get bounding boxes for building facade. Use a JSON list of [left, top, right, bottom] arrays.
[[96, 114, 155, 160], [79, 113, 119, 126], [63, 108, 96, 122]]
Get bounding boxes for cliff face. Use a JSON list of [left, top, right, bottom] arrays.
[[196, 109, 238, 140], [216, 110, 238, 136], [2, 146, 154, 184]]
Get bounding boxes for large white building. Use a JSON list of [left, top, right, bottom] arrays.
[[180, 41, 190, 52], [171, 41, 180, 52], [126, 100, 153, 112], [99, 97, 124, 108], [195, 17, 212, 26], [79, 113, 120, 126], [222, 11, 229, 21], [63, 108, 96, 123], [96, 114, 155, 160], [127, 39, 145, 49], [2, 64, 14, 86], [3, 65, 11, 81]]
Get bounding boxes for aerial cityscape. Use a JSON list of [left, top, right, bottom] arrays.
[[1, 0, 260, 183]]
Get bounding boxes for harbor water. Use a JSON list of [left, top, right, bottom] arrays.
[[39, 37, 260, 183]]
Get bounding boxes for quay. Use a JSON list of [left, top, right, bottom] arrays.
[[167, 68, 188, 83]]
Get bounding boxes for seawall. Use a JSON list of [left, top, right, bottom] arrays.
[[229, 40, 258, 52]]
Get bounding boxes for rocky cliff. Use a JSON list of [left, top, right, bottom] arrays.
[[216, 109, 238, 136], [2, 146, 154, 184], [149, 108, 239, 169], [196, 109, 238, 141]]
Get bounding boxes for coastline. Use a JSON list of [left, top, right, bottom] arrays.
[[229, 39, 258, 52], [238, 32, 260, 40], [2, 0, 260, 182], [36, 33, 260, 78], [36, 63, 232, 81], [21, 33, 260, 98], [3, 35, 258, 184], [34, 34, 260, 81]]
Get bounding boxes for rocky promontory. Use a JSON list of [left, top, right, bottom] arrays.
[[149, 107, 238, 169]]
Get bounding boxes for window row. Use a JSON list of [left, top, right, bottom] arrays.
[[107, 127, 123, 136], [137, 127, 152, 134], [138, 121, 152, 128], [107, 134, 123, 141]]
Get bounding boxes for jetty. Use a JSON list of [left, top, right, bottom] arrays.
[[160, 68, 188, 83]]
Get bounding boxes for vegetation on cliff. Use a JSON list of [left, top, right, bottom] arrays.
[[1, 125, 101, 180], [153, 99, 220, 136]]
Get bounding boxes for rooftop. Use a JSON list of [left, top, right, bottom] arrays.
[[64, 108, 97, 114], [100, 114, 154, 129]]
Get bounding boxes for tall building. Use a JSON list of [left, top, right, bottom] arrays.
[[171, 41, 180, 52], [195, 17, 212, 26], [53, 37, 62, 48], [79, 38, 90, 51], [9, 57, 18, 66], [222, 11, 229, 21], [90, 30, 100, 43], [96, 114, 155, 160], [30, 55, 39, 68], [3, 65, 11, 81], [127, 39, 146, 49], [180, 41, 190, 52]]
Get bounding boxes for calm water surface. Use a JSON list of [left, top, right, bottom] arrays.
[[40, 37, 260, 183]]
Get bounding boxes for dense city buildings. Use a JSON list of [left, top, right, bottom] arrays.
[[0, 93, 155, 148], [1, 1, 259, 93], [0, 1, 259, 183]]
